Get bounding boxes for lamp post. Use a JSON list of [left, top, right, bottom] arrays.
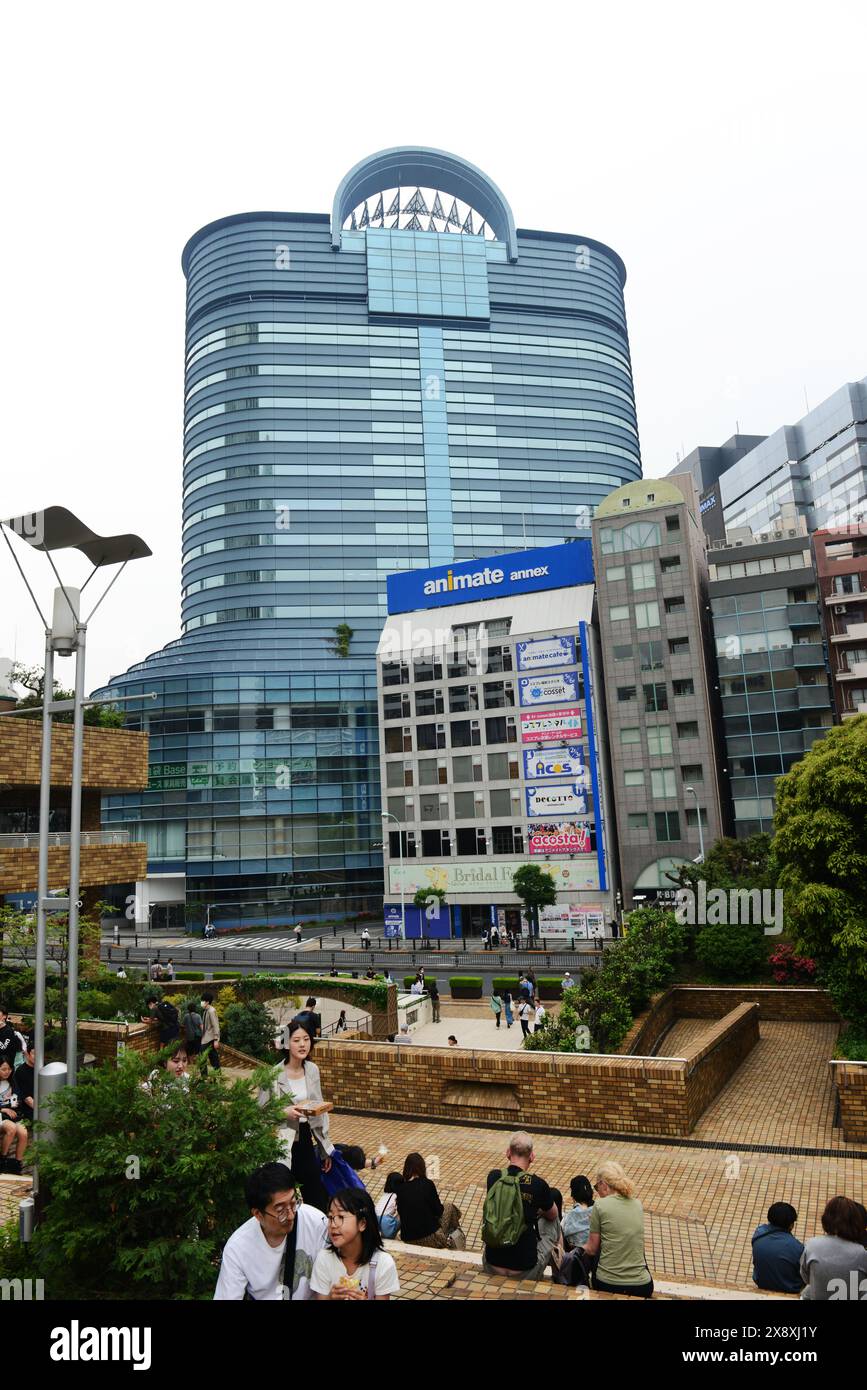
[[685, 785, 705, 863], [1, 507, 150, 1137], [380, 811, 405, 939]]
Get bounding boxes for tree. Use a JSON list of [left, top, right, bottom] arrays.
[[30, 1049, 286, 1298], [773, 717, 867, 980], [326, 623, 354, 659], [511, 865, 557, 937], [9, 662, 124, 727], [412, 885, 447, 926]]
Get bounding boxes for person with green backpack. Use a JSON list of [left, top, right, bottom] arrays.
[[482, 1132, 561, 1280]]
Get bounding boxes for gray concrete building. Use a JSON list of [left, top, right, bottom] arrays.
[[707, 510, 834, 834], [591, 478, 726, 905]]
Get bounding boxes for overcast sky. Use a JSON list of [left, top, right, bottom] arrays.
[[1, 1, 864, 689]]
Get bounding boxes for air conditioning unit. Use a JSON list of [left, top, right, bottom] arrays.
[[834, 604, 847, 614]]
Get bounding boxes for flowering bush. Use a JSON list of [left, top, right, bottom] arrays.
[[768, 943, 817, 984]]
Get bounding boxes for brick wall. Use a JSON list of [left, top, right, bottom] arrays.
[[830, 1062, 867, 1143], [0, 842, 147, 894], [0, 722, 148, 790], [79, 1020, 156, 1064], [313, 1002, 760, 1138]]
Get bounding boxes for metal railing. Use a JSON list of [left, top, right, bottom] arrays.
[[103, 943, 598, 971], [0, 830, 132, 848]]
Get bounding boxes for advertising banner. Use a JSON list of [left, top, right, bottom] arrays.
[[388, 859, 599, 894], [515, 634, 577, 671], [537, 904, 605, 939], [528, 822, 592, 855], [525, 783, 588, 817], [522, 746, 585, 781], [518, 671, 579, 707], [386, 540, 594, 614], [520, 706, 583, 743]]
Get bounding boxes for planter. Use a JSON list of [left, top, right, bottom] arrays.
[[449, 976, 483, 1000]]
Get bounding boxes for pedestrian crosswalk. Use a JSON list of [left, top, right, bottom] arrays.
[[212, 934, 306, 950]]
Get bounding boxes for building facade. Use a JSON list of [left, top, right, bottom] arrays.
[[672, 378, 867, 541], [97, 146, 641, 927], [376, 542, 618, 939], [811, 524, 867, 721], [707, 512, 835, 835], [591, 479, 726, 904]]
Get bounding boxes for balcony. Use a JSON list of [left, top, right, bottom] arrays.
[[836, 661, 867, 682], [0, 830, 132, 849], [0, 723, 148, 791], [824, 590, 863, 605], [831, 623, 867, 643], [797, 686, 833, 709]]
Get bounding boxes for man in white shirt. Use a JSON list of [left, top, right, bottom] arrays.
[[534, 1003, 547, 1033], [562, 972, 575, 992], [395, 1023, 413, 1044], [215, 1163, 328, 1300]]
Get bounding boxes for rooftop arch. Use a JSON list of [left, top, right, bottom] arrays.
[[332, 146, 518, 261]]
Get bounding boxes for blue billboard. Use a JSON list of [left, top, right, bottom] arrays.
[[522, 746, 585, 780], [386, 541, 594, 614]]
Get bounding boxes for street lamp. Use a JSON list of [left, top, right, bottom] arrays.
[[380, 811, 405, 939], [1, 507, 150, 1130], [685, 785, 705, 863]]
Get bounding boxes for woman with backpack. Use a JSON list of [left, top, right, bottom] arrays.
[[552, 1175, 596, 1286], [375, 1172, 404, 1239], [183, 998, 204, 1056]]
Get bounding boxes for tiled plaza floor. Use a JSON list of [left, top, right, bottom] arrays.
[[330, 1096, 866, 1292]]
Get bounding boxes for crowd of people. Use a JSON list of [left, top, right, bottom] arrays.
[[0, 1009, 34, 1175]]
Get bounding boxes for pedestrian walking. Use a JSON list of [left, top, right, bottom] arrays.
[[183, 997, 204, 1056], [562, 971, 575, 993], [502, 987, 514, 1028], [200, 991, 221, 1069], [518, 998, 531, 1038], [428, 979, 440, 1023], [294, 923, 303, 946], [360, 927, 371, 948], [335, 1010, 348, 1033], [490, 990, 503, 1029], [165, 957, 175, 982], [482, 927, 490, 951], [534, 1002, 546, 1034]]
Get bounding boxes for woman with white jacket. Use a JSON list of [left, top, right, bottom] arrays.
[[259, 1019, 334, 1213]]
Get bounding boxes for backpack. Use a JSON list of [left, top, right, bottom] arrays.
[[184, 1009, 203, 1042], [157, 1001, 179, 1037], [482, 1168, 528, 1248]]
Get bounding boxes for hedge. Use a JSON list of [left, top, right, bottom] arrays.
[[403, 976, 438, 990], [449, 976, 483, 999], [175, 971, 205, 981], [212, 972, 239, 980]]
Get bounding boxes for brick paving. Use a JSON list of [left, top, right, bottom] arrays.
[[330, 1105, 866, 1292], [664, 1018, 855, 1150]]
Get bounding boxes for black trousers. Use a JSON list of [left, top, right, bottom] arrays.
[[520, 1020, 530, 1037], [593, 1273, 654, 1298], [291, 1123, 329, 1214]]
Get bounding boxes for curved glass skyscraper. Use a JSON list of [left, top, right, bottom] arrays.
[[99, 147, 641, 926]]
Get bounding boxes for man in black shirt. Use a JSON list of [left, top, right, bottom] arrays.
[[0, 1008, 24, 1066], [13, 1038, 35, 1127], [293, 998, 321, 1038], [483, 1132, 561, 1280]]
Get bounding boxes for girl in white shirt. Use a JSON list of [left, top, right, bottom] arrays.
[[311, 1189, 400, 1300]]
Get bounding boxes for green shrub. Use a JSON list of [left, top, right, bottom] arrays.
[[176, 971, 205, 981], [222, 1001, 278, 1061], [695, 921, 767, 980], [449, 976, 483, 998], [835, 1027, 867, 1061], [212, 972, 239, 980], [820, 959, 867, 1032], [77, 990, 114, 1020], [29, 1050, 286, 1299]]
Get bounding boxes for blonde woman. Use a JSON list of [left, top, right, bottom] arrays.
[[582, 1161, 653, 1298]]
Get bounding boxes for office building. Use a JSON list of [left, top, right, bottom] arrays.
[[708, 510, 834, 833], [96, 146, 641, 925], [376, 542, 617, 938], [811, 524, 867, 721], [672, 378, 867, 541], [592, 478, 726, 904]]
